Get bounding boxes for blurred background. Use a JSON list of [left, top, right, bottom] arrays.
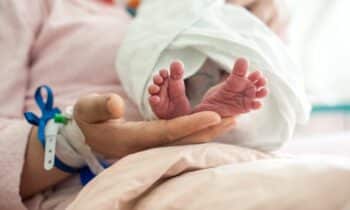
[[281, 0, 350, 155]]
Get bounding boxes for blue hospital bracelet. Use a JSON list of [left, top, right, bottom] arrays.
[[24, 85, 110, 185], [24, 85, 81, 174]]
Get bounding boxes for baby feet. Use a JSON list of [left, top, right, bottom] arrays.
[[148, 61, 191, 119], [193, 58, 268, 117], [148, 58, 268, 119]]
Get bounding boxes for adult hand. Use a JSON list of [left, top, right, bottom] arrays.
[[74, 93, 235, 158], [228, 0, 289, 36]]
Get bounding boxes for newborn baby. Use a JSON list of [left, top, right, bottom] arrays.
[[148, 58, 268, 119]]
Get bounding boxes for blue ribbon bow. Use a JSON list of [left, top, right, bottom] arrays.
[[24, 85, 61, 144]]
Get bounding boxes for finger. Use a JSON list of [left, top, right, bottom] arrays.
[[269, 17, 281, 34], [85, 112, 221, 158], [88, 113, 222, 157], [268, 0, 289, 34], [249, 0, 274, 24], [161, 111, 222, 142], [269, 12, 288, 38], [118, 111, 222, 147], [268, 7, 279, 28], [74, 93, 124, 124], [174, 117, 236, 145]]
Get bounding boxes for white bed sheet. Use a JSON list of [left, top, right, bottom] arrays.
[[279, 113, 350, 157], [280, 132, 350, 158]]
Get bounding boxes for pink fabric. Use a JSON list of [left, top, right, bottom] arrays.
[[66, 143, 350, 210], [1, 0, 349, 209], [0, 0, 139, 209]]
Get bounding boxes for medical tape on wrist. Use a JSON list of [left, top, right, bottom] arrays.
[[60, 118, 105, 174], [46, 106, 105, 175], [55, 133, 86, 168]]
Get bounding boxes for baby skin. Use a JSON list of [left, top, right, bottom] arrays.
[[148, 58, 268, 119]]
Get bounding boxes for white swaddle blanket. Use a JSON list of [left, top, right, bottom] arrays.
[[116, 0, 311, 151]]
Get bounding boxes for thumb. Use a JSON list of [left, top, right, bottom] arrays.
[[74, 93, 124, 124]]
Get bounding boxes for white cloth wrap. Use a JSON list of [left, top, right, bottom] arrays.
[[116, 0, 311, 151], [55, 106, 104, 174]]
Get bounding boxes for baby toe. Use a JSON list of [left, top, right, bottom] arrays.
[[244, 98, 261, 111], [232, 58, 248, 77], [148, 84, 160, 95], [256, 88, 268, 98], [251, 101, 262, 110], [248, 71, 262, 82], [149, 95, 161, 106], [153, 74, 164, 85], [170, 61, 184, 80], [255, 77, 267, 88], [159, 69, 169, 79]]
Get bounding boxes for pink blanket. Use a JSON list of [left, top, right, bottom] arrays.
[[66, 143, 350, 210]]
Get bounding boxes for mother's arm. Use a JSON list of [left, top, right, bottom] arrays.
[[20, 93, 235, 199]]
